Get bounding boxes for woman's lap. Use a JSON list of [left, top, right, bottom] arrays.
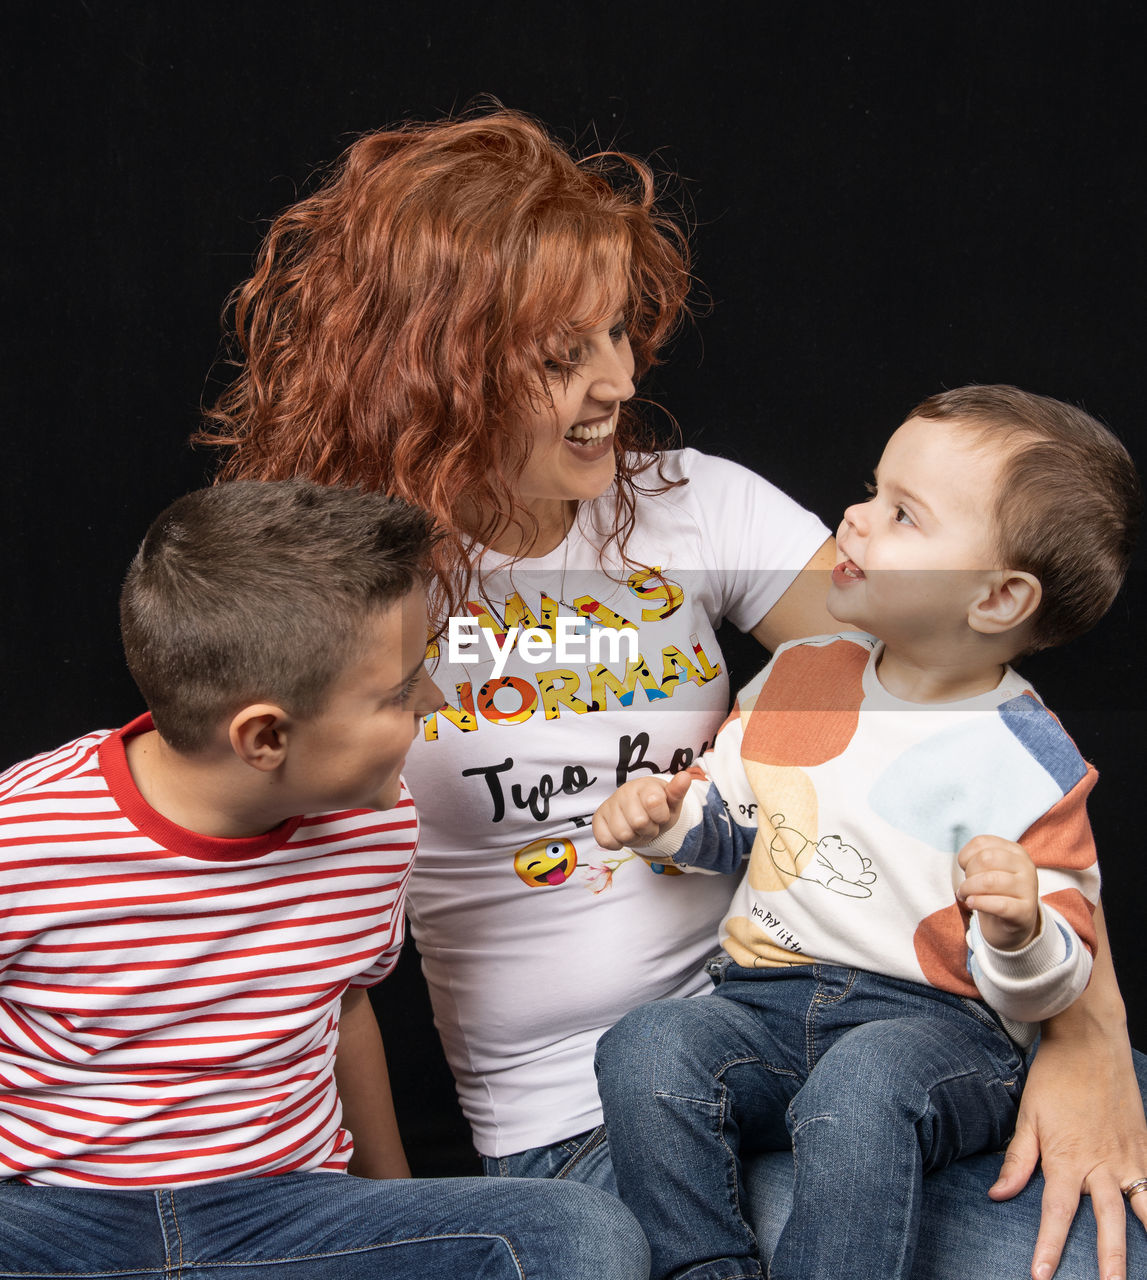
[[743, 1145, 1147, 1279], [490, 1049, 1147, 1278], [749, 1046, 1147, 1277], [481, 1123, 614, 1186]]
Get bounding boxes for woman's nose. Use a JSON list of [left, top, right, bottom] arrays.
[[588, 339, 636, 404]]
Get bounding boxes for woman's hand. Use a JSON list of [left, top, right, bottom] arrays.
[[989, 904, 1147, 1280]]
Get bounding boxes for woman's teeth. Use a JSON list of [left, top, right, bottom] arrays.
[[566, 419, 613, 442]]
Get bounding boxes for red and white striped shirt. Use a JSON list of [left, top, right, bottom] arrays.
[[0, 715, 418, 1188]]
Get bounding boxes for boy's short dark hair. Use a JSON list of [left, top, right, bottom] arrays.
[[910, 385, 1141, 652], [120, 480, 436, 752]]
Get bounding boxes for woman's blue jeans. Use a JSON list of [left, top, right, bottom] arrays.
[[481, 1122, 615, 1185], [497, 1111, 1147, 1280], [0, 1170, 650, 1279], [595, 963, 1028, 1280]]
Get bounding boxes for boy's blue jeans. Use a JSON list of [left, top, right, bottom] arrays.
[[595, 962, 1027, 1280], [0, 1169, 650, 1279]]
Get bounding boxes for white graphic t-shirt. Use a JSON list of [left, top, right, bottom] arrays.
[[402, 449, 830, 1156]]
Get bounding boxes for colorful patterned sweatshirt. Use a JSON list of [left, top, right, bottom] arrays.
[[648, 634, 1099, 1044]]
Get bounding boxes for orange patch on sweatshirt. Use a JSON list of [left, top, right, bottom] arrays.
[[913, 902, 978, 998], [1021, 767, 1099, 871], [742, 640, 868, 767]]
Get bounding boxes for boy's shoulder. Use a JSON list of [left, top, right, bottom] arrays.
[[1, 728, 113, 805]]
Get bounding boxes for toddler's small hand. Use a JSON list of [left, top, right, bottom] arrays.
[[956, 834, 1040, 950], [592, 771, 694, 852]]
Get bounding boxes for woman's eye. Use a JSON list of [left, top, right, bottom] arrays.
[[544, 347, 580, 378], [609, 320, 629, 343]]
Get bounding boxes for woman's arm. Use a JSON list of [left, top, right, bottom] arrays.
[[334, 985, 412, 1179], [990, 902, 1147, 1280], [748, 537, 840, 650]]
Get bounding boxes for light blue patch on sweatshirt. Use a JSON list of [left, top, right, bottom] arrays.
[[869, 713, 1068, 852]]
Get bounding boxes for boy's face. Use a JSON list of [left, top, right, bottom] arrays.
[[828, 416, 1006, 644], [281, 588, 443, 814]]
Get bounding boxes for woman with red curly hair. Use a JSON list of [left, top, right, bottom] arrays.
[[205, 109, 702, 611], [201, 109, 1147, 1280]]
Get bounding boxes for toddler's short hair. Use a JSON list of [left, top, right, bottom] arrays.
[[910, 385, 1140, 651], [120, 480, 435, 752]]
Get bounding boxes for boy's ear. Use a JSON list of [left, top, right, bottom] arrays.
[[228, 704, 292, 772], [968, 570, 1042, 636]]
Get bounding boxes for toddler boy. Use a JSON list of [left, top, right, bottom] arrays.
[[0, 479, 650, 1280], [592, 385, 1141, 1280]]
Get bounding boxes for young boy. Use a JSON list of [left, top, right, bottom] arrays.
[[0, 480, 650, 1280], [591, 385, 1141, 1280]]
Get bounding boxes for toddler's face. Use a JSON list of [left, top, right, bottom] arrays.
[[827, 416, 1006, 645]]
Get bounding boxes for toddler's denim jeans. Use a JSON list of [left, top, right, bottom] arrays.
[[595, 961, 1026, 1280]]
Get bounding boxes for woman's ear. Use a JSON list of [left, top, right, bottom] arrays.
[[968, 570, 1042, 636], [228, 704, 291, 772]]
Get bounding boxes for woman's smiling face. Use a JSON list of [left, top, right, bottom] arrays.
[[511, 308, 636, 528]]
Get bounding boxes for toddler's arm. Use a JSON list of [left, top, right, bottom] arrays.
[[955, 833, 1096, 1024], [957, 834, 1040, 950], [593, 771, 694, 851], [592, 763, 756, 874], [592, 684, 766, 874]]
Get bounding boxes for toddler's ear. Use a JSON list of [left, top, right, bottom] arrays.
[[229, 704, 291, 772], [968, 570, 1042, 636]]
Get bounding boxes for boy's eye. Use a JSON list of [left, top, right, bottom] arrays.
[[391, 675, 421, 707], [893, 506, 915, 527]]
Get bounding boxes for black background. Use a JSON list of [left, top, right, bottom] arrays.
[[5, 3, 1145, 1174]]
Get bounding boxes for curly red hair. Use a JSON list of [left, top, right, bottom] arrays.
[[197, 107, 692, 622]]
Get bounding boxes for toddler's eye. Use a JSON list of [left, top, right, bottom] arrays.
[[894, 506, 915, 526], [863, 480, 877, 498]]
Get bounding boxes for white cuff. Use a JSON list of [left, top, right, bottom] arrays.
[[969, 903, 1066, 983], [645, 789, 704, 860]]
